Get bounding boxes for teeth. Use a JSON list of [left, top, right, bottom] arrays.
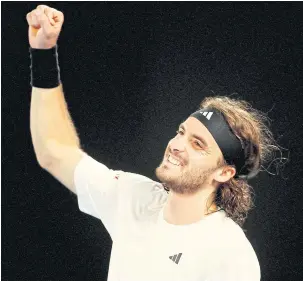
[[168, 155, 181, 166]]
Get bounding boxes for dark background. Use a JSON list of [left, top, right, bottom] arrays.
[[2, 2, 303, 281]]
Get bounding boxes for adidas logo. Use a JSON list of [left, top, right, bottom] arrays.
[[199, 111, 213, 120], [169, 253, 182, 264]]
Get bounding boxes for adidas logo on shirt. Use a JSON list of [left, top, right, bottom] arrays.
[[169, 253, 182, 264], [199, 111, 213, 120]]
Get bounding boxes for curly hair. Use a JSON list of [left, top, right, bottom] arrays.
[[199, 95, 283, 227]]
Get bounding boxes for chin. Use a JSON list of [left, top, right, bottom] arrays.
[[155, 165, 180, 187], [156, 165, 171, 180]]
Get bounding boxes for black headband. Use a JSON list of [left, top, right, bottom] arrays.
[[190, 108, 251, 178]]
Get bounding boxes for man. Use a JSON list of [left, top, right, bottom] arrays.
[[27, 5, 265, 281]]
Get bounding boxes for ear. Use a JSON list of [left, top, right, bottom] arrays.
[[213, 166, 236, 183]]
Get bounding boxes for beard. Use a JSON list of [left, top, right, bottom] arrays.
[[155, 159, 218, 195]]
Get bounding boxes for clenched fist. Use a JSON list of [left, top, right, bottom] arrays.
[[26, 5, 64, 49]]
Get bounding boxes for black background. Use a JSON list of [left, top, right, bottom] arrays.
[[2, 2, 303, 281]]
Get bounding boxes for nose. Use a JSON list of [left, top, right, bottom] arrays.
[[169, 135, 185, 153]]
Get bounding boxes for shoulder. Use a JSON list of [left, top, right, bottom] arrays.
[[118, 171, 164, 193], [116, 171, 168, 205], [217, 214, 261, 280], [121, 171, 159, 185], [76, 154, 163, 191], [219, 214, 257, 254]]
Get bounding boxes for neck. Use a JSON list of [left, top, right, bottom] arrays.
[[163, 188, 218, 225]]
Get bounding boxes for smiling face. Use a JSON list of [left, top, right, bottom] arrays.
[[155, 117, 226, 195]]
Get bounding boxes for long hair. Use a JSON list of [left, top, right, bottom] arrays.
[[200, 96, 283, 227]]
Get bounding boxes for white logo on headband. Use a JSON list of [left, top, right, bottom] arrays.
[[199, 111, 213, 120]]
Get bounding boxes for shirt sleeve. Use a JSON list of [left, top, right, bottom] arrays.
[[216, 229, 261, 281], [224, 245, 261, 281], [74, 154, 123, 239]]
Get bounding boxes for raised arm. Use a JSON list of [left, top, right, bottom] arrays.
[[27, 5, 85, 194]]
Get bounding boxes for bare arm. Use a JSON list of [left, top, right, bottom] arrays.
[[28, 5, 84, 194], [30, 84, 85, 194]]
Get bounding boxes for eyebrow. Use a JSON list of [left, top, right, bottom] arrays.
[[179, 123, 209, 148]]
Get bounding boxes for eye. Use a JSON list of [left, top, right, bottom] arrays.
[[176, 130, 184, 135], [194, 140, 203, 148]]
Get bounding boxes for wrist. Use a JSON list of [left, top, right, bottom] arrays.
[[30, 45, 61, 89]]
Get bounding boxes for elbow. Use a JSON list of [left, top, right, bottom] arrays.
[[34, 139, 81, 170], [35, 141, 58, 169], [36, 153, 54, 170]]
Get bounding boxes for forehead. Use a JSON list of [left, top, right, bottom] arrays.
[[182, 117, 221, 152]]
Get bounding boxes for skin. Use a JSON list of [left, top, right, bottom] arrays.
[[27, 5, 235, 226], [155, 116, 236, 225]]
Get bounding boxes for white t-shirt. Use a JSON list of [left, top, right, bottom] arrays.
[[74, 154, 261, 281]]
